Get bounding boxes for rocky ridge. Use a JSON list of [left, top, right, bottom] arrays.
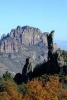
[[0, 26, 48, 53], [0, 26, 58, 76]]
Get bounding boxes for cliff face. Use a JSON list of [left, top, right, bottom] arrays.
[[0, 26, 48, 53], [0, 26, 58, 76]]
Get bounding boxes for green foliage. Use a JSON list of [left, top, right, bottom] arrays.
[[0, 73, 67, 100], [3, 71, 12, 80], [62, 83, 67, 90], [0, 78, 6, 92], [18, 83, 27, 94], [62, 50, 67, 64]]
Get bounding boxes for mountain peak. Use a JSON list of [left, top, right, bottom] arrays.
[[0, 25, 47, 53]]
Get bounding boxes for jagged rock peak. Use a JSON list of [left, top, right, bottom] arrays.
[[9, 25, 42, 35], [22, 25, 41, 31], [0, 25, 48, 53]]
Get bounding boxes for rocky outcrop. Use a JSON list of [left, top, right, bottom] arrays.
[[0, 26, 59, 77], [45, 31, 66, 74], [21, 31, 66, 83], [22, 57, 33, 76], [0, 26, 48, 53]]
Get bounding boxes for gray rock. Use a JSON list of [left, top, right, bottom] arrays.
[[22, 57, 33, 76], [0, 26, 58, 76], [56, 49, 65, 67], [0, 26, 48, 53]]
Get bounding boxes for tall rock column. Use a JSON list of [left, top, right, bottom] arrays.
[[46, 30, 66, 74], [22, 57, 33, 82], [47, 30, 55, 61]]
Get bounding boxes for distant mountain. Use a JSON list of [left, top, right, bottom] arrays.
[[0, 26, 58, 76]]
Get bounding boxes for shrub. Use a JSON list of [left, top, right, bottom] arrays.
[[3, 71, 12, 80], [0, 78, 6, 92], [18, 83, 27, 94]]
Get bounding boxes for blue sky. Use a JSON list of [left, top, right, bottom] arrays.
[[0, 0, 67, 49]]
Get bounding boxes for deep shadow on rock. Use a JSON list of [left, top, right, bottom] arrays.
[[14, 73, 22, 84], [14, 31, 67, 84]]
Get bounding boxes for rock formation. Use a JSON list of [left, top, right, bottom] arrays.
[[22, 57, 33, 76], [46, 31, 66, 74], [12, 30, 67, 83], [0, 26, 57, 53], [0, 25, 59, 77], [47, 30, 55, 60], [0, 26, 48, 53]]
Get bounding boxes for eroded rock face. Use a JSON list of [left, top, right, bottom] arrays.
[[46, 31, 66, 74], [0, 26, 59, 76], [56, 49, 65, 67], [0, 26, 49, 53], [22, 57, 33, 76]]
